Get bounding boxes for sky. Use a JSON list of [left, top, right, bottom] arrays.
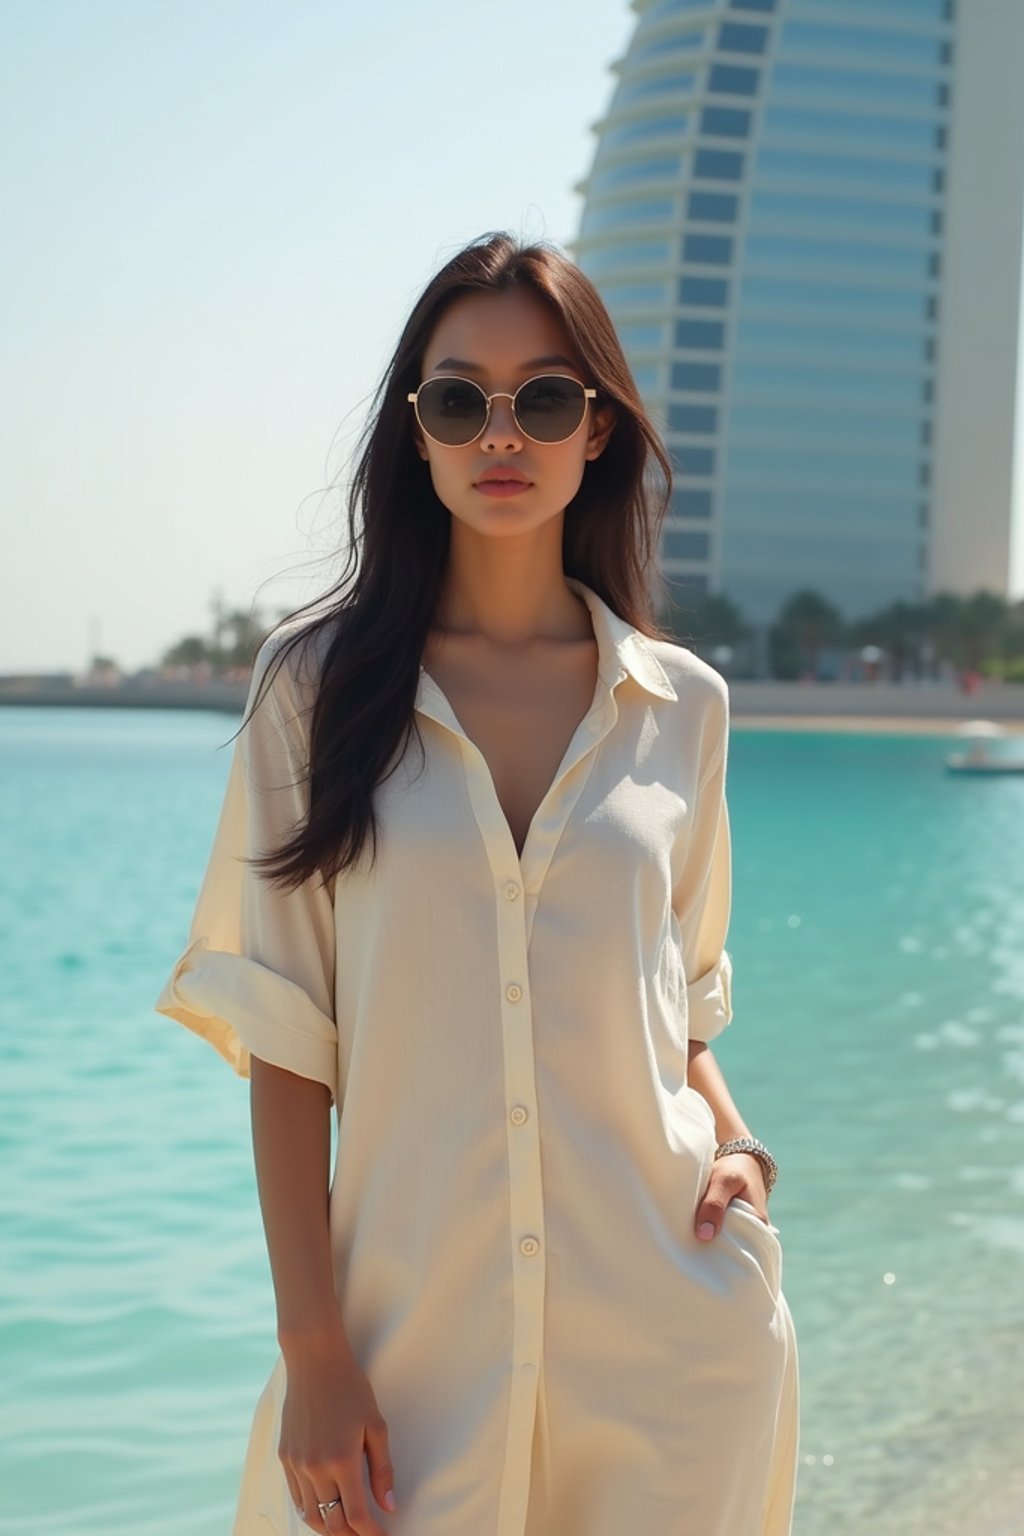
[[0, 1, 635, 672], [4, 4, 1024, 674]]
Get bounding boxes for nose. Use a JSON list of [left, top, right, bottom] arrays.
[[481, 392, 523, 453]]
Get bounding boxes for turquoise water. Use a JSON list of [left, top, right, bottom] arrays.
[[1, 707, 1022, 1536]]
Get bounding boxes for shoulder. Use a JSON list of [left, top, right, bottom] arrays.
[[643, 635, 729, 717], [248, 613, 342, 729], [637, 635, 730, 778]]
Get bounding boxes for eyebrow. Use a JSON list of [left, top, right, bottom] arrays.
[[430, 353, 578, 374]]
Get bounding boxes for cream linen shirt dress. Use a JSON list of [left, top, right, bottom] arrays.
[[156, 578, 799, 1536]]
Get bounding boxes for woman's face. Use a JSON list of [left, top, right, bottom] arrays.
[[413, 285, 613, 538]]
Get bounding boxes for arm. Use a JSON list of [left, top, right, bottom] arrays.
[[249, 1057, 396, 1531], [686, 1038, 752, 1145], [672, 679, 769, 1235], [248, 1057, 343, 1352]]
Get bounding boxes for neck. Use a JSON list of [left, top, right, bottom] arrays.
[[434, 519, 590, 648]]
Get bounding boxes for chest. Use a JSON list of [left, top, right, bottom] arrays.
[[422, 645, 600, 858]]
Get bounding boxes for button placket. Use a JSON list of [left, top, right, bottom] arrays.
[[494, 855, 548, 1535]]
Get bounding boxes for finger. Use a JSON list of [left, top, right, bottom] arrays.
[[280, 1465, 308, 1527], [332, 1469, 388, 1536], [296, 1471, 327, 1532], [312, 1484, 351, 1535], [364, 1415, 397, 1514], [695, 1172, 740, 1240]]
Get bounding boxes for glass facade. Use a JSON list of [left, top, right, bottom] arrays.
[[573, 0, 952, 624]]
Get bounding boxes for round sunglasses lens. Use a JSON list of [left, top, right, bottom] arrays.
[[515, 376, 587, 442], [416, 378, 487, 445]]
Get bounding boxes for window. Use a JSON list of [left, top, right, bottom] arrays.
[[679, 275, 729, 306], [672, 361, 721, 391], [757, 147, 937, 195], [718, 22, 769, 54], [615, 71, 699, 107], [708, 63, 760, 96], [684, 233, 733, 264], [781, 20, 946, 68], [671, 488, 714, 519], [669, 403, 718, 433], [616, 322, 665, 350], [763, 105, 940, 155], [581, 241, 672, 277], [671, 446, 716, 475], [700, 106, 752, 138], [731, 361, 927, 410], [601, 115, 692, 152], [729, 402, 921, 448], [637, 0, 712, 24], [579, 199, 675, 238], [687, 190, 739, 222], [749, 188, 937, 239], [663, 529, 712, 561], [791, 0, 947, 17], [744, 234, 932, 283], [772, 62, 940, 110], [740, 276, 932, 323], [588, 157, 680, 197], [631, 31, 707, 66], [694, 148, 745, 180], [599, 281, 669, 308], [737, 317, 929, 367], [676, 318, 725, 349]]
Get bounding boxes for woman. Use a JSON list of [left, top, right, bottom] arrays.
[[156, 231, 799, 1536]]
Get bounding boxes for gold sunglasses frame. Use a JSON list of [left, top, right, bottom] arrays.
[[407, 373, 598, 448]]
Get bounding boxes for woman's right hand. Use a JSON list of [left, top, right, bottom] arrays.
[[278, 1331, 396, 1535]]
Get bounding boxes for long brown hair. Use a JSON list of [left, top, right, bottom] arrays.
[[251, 231, 673, 890]]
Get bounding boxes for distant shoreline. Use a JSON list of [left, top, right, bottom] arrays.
[[2, 678, 1023, 733]]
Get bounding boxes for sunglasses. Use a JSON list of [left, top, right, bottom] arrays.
[[408, 373, 598, 448]]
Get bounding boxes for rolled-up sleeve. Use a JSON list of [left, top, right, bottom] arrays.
[[672, 687, 734, 1044], [155, 635, 338, 1099]]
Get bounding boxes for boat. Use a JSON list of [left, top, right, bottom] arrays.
[[945, 752, 1024, 775], [945, 720, 1024, 774]]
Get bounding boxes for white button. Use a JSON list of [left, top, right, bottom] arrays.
[[510, 1105, 529, 1126], [506, 983, 523, 1003], [520, 1236, 540, 1257], [504, 882, 520, 901]]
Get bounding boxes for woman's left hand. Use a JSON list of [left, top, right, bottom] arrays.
[[695, 1152, 769, 1240]]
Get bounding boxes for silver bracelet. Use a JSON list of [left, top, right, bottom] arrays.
[[714, 1136, 778, 1197]]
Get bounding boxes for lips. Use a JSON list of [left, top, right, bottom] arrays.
[[475, 467, 531, 488]]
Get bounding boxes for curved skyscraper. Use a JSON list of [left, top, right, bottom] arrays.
[[574, 0, 1024, 629]]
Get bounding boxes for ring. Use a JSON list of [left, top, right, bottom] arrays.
[[317, 1496, 343, 1514]]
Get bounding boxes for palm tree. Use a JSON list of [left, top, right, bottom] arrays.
[[769, 590, 844, 680]]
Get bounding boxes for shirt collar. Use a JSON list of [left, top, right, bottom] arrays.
[[566, 578, 677, 702]]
